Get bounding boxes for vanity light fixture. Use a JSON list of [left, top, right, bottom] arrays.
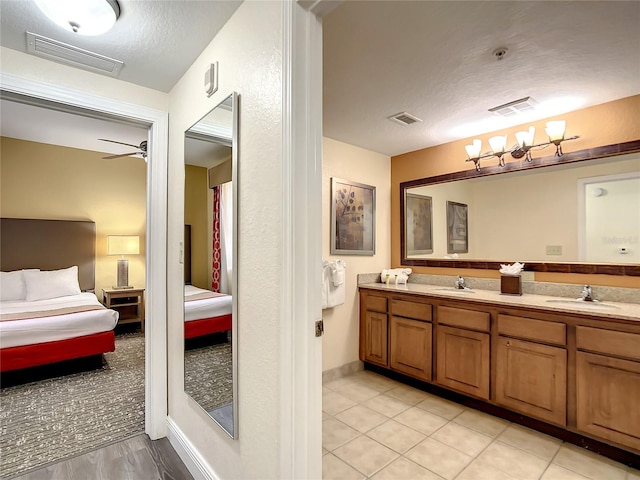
[[34, 0, 121, 36], [464, 120, 578, 171]]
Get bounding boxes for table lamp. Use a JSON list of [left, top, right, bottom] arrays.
[[107, 235, 139, 289]]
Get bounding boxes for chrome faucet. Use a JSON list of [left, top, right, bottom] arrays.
[[581, 285, 594, 302], [455, 276, 467, 290]]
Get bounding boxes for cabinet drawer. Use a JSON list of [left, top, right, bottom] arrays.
[[498, 314, 566, 346], [438, 306, 489, 332], [363, 294, 388, 312], [391, 299, 432, 321], [577, 326, 640, 362]]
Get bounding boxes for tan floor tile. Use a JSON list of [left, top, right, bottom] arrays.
[[405, 438, 473, 480], [323, 418, 361, 451], [351, 371, 400, 392], [335, 404, 389, 433], [362, 393, 412, 418], [323, 390, 357, 416], [333, 381, 381, 403], [431, 422, 493, 456], [415, 394, 465, 420], [394, 406, 449, 436], [370, 457, 444, 480], [322, 453, 366, 480], [324, 376, 362, 392], [333, 436, 399, 477], [385, 385, 429, 405], [323, 448, 329, 455], [452, 409, 509, 437], [366, 419, 426, 454], [541, 464, 592, 480], [497, 424, 561, 461], [476, 442, 550, 480], [456, 456, 518, 480], [553, 444, 627, 480], [323, 412, 332, 422]]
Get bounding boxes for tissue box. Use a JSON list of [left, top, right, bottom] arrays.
[[501, 275, 522, 296]]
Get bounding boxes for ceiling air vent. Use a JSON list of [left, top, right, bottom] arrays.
[[388, 111, 423, 126], [26, 32, 124, 77], [488, 97, 537, 118]]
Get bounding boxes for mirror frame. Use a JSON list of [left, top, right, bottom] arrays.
[[400, 139, 640, 276], [183, 91, 239, 439]]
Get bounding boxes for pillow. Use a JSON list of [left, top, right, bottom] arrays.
[[24, 266, 81, 301], [1, 269, 39, 302]]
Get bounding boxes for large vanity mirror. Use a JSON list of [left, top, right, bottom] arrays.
[[184, 92, 238, 438], [401, 141, 640, 274]]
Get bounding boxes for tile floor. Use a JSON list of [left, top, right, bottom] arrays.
[[322, 370, 639, 480]]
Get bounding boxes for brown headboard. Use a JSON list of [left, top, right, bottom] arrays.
[[1, 218, 96, 291]]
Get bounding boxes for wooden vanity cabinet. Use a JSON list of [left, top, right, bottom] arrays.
[[360, 292, 388, 367], [436, 306, 490, 400], [390, 299, 432, 381], [495, 315, 567, 426], [576, 327, 640, 451]]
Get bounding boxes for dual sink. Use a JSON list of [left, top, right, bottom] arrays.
[[431, 287, 620, 310]]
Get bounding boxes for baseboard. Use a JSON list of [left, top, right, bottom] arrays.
[[322, 360, 363, 384], [166, 417, 218, 480]]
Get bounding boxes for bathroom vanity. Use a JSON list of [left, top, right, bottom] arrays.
[[359, 283, 640, 461]]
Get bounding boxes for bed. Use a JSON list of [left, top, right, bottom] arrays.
[[184, 285, 232, 339], [0, 218, 118, 373]]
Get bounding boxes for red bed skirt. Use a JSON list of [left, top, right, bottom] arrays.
[[0, 331, 115, 372], [185, 314, 232, 339]]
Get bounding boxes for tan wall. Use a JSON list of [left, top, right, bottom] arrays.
[[391, 95, 640, 288], [0, 137, 147, 295], [323, 137, 391, 372], [184, 165, 209, 289]]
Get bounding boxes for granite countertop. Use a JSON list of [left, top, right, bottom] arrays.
[[359, 282, 640, 323]]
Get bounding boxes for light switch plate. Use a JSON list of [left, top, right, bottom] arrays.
[[546, 245, 563, 255], [204, 62, 218, 97]]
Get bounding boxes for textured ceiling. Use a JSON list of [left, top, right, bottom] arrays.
[[323, 1, 640, 156]]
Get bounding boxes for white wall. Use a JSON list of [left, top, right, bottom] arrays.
[[167, 2, 287, 478], [322, 137, 391, 372]]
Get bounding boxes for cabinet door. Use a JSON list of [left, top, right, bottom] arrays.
[[390, 316, 432, 381], [436, 326, 490, 400], [364, 311, 388, 366], [496, 337, 566, 426], [577, 352, 640, 451]]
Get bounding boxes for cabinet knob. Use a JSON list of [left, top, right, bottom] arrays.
[[506, 341, 511, 347]]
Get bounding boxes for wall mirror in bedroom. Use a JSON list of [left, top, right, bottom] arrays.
[[183, 92, 238, 438]]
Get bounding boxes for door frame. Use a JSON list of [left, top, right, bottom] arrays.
[[0, 72, 169, 439]]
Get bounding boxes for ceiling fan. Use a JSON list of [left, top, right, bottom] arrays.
[[98, 139, 148, 160]]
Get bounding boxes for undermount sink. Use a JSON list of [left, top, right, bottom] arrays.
[[433, 287, 475, 293], [545, 299, 620, 309]]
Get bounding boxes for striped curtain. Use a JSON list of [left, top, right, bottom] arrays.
[[211, 186, 222, 292]]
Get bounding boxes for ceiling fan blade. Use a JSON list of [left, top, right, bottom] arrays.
[[98, 138, 140, 149], [102, 152, 140, 159]]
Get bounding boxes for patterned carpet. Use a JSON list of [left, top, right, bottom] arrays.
[[184, 339, 233, 413], [0, 334, 145, 479]]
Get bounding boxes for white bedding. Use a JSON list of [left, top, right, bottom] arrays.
[[0, 292, 118, 349], [184, 285, 232, 322]]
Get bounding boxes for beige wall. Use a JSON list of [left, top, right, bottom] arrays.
[[391, 95, 640, 288], [0, 137, 146, 295], [184, 164, 209, 289], [322, 137, 391, 372]]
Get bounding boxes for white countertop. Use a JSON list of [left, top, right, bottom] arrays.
[[359, 282, 640, 323]]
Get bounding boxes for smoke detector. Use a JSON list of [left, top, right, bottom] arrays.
[[388, 112, 423, 126], [488, 97, 537, 118]]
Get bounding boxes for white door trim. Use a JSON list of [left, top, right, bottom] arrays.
[[280, 3, 324, 478], [0, 72, 169, 439]]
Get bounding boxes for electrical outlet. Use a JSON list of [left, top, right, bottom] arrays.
[[546, 245, 563, 255]]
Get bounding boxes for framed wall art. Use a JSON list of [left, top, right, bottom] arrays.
[[447, 201, 468, 253], [331, 177, 376, 255], [405, 192, 433, 255]]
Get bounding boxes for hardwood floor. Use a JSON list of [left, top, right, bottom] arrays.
[[10, 434, 193, 480]]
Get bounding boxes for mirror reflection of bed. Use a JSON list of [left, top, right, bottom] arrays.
[[183, 93, 238, 438]]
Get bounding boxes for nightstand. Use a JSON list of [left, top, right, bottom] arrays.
[[103, 288, 145, 332]]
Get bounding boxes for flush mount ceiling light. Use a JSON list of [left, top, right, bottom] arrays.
[[464, 121, 579, 171], [34, 0, 120, 36]]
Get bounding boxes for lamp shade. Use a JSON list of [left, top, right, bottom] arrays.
[[545, 120, 566, 142], [465, 139, 482, 159], [34, 0, 120, 36], [515, 126, 536, 148], [107, 235, 140, 256], [488, 134, 507, 155]]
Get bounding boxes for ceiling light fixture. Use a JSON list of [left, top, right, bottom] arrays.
[[34, 0, 120, 36], [464, 121, 578, 171]]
